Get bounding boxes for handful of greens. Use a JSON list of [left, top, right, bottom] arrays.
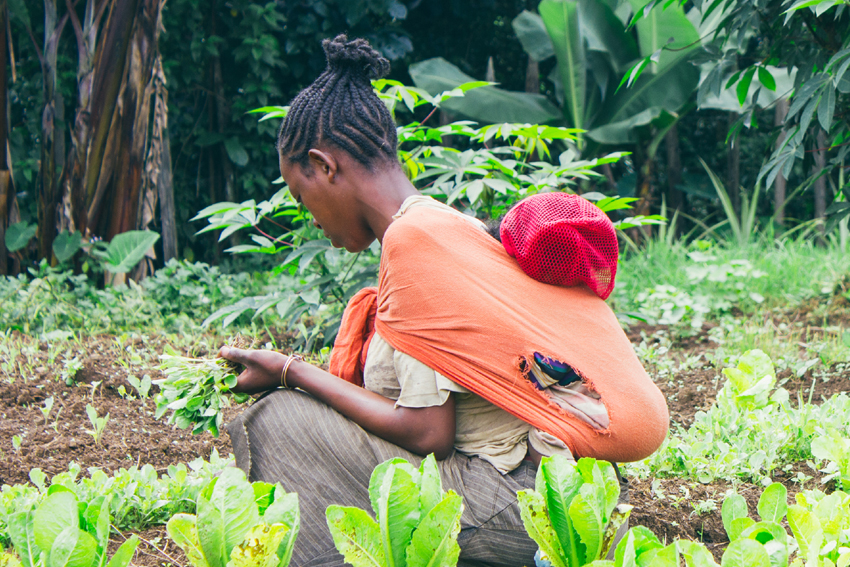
[[154, 343, 252, 437]]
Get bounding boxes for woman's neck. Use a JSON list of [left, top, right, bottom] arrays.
[[359, 167, 420, 244]]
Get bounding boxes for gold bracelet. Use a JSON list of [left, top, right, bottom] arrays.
[[280, 354, 304, 389]]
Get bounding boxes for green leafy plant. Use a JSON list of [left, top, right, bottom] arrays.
[[718, 349, 776, 411], [325, 454, 464, 567], [517, 455, 630, 567], [810, 429, 850, 491], [153, 347, 251, 437], [5, 222, 37, 254], [4, 488, 139, 567], [166, 467, 299, 567], [788, 487, 850, 566], [125, 374, 152, 399], [720, 483, 790, 566], [84, 405, 109, 445], [90, 230, 161, 274]]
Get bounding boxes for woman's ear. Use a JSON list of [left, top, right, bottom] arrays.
[[308, 149, 338, 182]]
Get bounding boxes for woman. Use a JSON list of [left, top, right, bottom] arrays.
[[220, 35, 669, 567]]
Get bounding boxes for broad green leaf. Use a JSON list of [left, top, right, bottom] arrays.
[[736, 68, 756, 106], [82, 497, 110, 550], [105, 536, 139, 567], [419, 454, 444, 520], [377, 465, 421, 567], [166, 514, 209, 567], [614, 526, 662, 566], [728, 517, 755, 542], [720, 539, 769, 567], [33, 492, 79, 553], [405, 492, 463, 567], [578, 0, 639, 74], [253, 482, 276, 516], [7, 512, 39, 567], [369, 458, 418, 519], [5, 221, 37, 253], [326, 506, 386, 567], [628, 0, 699, 69], [646, 542, 680, 567], [408, 58, 561, 124], [516, 490, 568, 567], [224, 138, 249, 167], [540, 455, 586, 564], [787, 505, 823, 564], [262, 489, 299, 564], [677, 540, 719, 567], [229, 523, 289, 567], [206, 467, 260, 560], [47, 527, 97, 567], [756, 484, 787, 523], [739, 522, 788, 567], [569, 486, 605, 560], [52, 231, 83, 264], [197, 497, 227, 567], [99, 231, 161, 274], [512, 10, 555, 62], [539, 0, 586, 130], [721, 494, 748, 540], [757, 67, 777, 91]]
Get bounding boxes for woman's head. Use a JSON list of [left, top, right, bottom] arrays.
[[277, 34, 398, 172], [276, 35, 404, 253]]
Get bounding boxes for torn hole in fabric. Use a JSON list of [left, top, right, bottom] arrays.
[[520, 352, 610, 431]]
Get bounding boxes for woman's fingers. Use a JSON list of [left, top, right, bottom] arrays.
[[218, 346, 251, 363]]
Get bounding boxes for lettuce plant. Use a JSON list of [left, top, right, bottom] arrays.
[[4, 488, 139, 567], [720, 482, 790, 567], [787, 488, 850, 567], [718, 349, 776, 411], [166, 467, 299, 567], [325, 454, 464, 567], [517, 456, 631, 567], [810, 429, 850, 492]]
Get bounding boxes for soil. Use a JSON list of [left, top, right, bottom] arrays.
[[0, 302, 848, 566]]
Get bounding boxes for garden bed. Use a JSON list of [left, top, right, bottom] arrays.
[[1, 301, 848, 565]]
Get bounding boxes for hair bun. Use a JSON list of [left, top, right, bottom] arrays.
[[322, 34, 391, 81]]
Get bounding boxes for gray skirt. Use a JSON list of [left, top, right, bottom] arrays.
[[226, 388, 538, 567]]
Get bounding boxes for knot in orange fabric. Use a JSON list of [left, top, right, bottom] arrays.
[[329, 207, 668, 463]]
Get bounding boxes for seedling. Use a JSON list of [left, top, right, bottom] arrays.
[[11, 435, 21, 451], [39, 397, 53, 425], [127, 374, 152, 399], [60, 355, 83, 386], [85, 404, 109, 445]]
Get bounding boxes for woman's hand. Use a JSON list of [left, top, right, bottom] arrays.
[[218, 347, 289, 394]]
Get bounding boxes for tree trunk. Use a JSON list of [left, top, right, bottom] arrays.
[[632, 143, 655, 241], [0, 0, 9, 275], [36, 0, 64, 260], [665, 122, 684, 213], [75, 0, 142, 234], [726, 112, 740, 215], [774, 99, 789, 226], [813, 129, 827, 234]]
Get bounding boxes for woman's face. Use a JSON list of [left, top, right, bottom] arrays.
[[279, 150, 377, 253]]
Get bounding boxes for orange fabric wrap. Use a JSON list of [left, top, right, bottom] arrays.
[[330, 207, 669, 463]]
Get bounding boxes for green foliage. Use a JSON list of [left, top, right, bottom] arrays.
[[627, 349, 850, 483], [810, 429, 850, 491], [788, 488, 850, 566], [518, 456, 630, 567], [153, 349, 252, 437], [83, 405, 109, 446], [51, 232, 83, 265], [0, 453, 232, 547], [325, 454, 463, 567], [90, 231, 161, 274], [5, 223, 37, 253], [165, 467, 299, 567], [4, 489, 139, 567], [0, 259, 278, 337]]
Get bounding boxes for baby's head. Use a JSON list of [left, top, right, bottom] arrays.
[[493, 193, 619, 300]]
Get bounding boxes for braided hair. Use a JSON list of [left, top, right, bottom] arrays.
[[277, 35, 398, 172]]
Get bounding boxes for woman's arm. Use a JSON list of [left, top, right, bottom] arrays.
[[219, 347, 456, 460]]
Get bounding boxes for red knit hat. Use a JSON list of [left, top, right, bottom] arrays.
[[500, 193, 619, 299]]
